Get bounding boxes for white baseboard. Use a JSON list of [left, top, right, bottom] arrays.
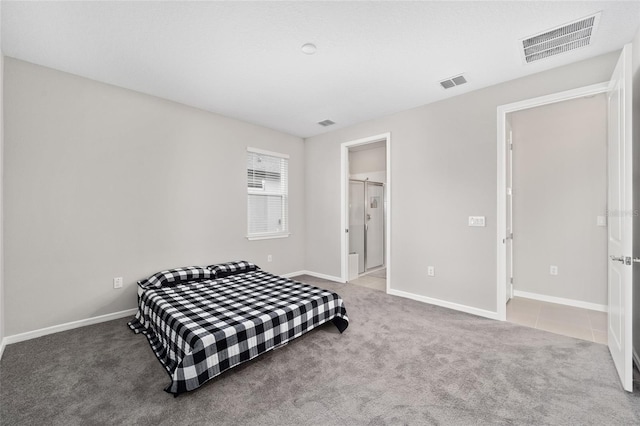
[[281, 270, 307, 278], [284, 270, 345, 283], [513, 290, 607, 312], [387, 288, 500, 321], [0, 338, 6, 360], [633, 349, 640, 370], [2, 308, 137, 347]]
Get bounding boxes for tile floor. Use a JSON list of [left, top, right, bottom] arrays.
[[349, 268, 387, 292], [507, 296, 607, 344]]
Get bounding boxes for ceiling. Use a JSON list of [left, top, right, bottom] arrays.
[[2, 1, 639, 138]]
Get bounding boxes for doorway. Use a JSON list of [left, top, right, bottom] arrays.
[[497, 44, 634, 393], [505, 93, 609, 344], [341, 133, 391, 293]]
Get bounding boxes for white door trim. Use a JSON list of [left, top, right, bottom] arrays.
[[341, 133, 391, 292], [496, 82, 609, 321]]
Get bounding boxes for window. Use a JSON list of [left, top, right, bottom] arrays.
[[247, 148, 289, 239]]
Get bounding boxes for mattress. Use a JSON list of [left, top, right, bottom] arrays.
[[128, 268, 349, 394]]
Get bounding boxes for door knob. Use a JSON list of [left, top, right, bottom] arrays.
[[610, 255, 624, 263]]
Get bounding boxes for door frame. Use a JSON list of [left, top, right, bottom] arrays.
[[341, 133, 391, 292], [496, 82, 609, 321]]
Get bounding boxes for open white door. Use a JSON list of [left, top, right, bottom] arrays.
[[607, 43, 633, 392]]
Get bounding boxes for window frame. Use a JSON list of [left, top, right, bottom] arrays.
[[246, 147, 290, 241]]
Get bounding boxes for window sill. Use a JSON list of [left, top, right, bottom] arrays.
[[247, 233, 291, 241]]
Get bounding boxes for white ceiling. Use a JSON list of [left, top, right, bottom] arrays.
[[2, 1, 639, 138]]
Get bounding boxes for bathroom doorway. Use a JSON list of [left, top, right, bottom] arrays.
[[341, 135, 390, 293]]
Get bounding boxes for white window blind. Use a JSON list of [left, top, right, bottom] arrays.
[[247, 148, 289, 239]]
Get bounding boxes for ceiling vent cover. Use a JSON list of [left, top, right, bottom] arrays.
[[521, 13, 600, 64], [439, 74, 467, 89], [318, 119, 335, 127]]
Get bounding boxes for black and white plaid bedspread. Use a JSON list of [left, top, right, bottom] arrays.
[[128, 270, 349, 394]]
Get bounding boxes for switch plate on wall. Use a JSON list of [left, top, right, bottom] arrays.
[[597, 216, 607, 227], [468, 216, 486, 227], [113, 277, 123, 289], [267, 255, 273, 262]]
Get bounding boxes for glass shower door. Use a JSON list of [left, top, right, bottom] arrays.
[[365, 182, 384, 270], [349, 181, 366, 273]]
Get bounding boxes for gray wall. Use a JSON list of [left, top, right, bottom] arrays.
[[632, 28, 640, 364], [305, 51, 618, 313], [510, 95, 607, 305], [350, 145, 386, 183], [4, 58, 305, 336]]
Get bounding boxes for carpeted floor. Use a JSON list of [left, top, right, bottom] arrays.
[[2, 274, 639, 425]]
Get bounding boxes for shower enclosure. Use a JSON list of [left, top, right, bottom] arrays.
[[349, 180, 385, 274]]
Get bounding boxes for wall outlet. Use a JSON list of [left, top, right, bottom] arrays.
[[427, 266, 435, 277], [468, 216, 486, 227], [549, 265, 558, 276], [113, 277, 123, 289], [267, 254, 273, 262]]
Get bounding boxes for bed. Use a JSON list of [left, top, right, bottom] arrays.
[[128, 261, 349, 395]]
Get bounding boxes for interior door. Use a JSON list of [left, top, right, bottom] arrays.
[[365, 182, 384, 270], [607, 43, 633, 392]]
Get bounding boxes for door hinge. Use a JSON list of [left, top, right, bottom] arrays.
[[345, 229, 349, 233], [509, 143, 513, 150], [510, 277, 513, 284]]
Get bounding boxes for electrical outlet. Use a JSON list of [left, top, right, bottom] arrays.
[[427, 266, 435, 277], [549, 265, 558, 276], [113, 277, 123, 289], [267, 255, 273, 262]]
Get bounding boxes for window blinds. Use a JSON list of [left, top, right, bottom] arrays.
[[247, 148, 289, 238]]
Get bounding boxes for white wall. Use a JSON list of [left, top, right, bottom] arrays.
[[3, 58, 305, 336], [631, 28, 640, 363], [305, 51, 619, 314], [349, 145, 386, 183], [510, 94, 607, 306]]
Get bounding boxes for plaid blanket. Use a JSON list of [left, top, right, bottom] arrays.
[[128, 270, 349, 394]]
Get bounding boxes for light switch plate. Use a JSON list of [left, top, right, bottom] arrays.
[[113, 277, 123, 289], [468, 216, 486, 227], [597, 216, 607, 227]]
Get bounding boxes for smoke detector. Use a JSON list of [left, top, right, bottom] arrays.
[[439, 74, 467, 90], [520, 13, 601, 64], [318, 119, 335, 127]]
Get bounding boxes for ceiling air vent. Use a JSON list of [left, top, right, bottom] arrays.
[[521, 13, 600, 64], [318, 119, 335, 127], [439, 74, 467, 89]]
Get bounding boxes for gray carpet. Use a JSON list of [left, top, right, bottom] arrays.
[[2, 275, 639, 425]]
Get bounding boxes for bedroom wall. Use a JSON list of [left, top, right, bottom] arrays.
[[3, 58, 305, 336], [305, 51, 619, 315], [350, 145, 386, 183], [510, 94, 607, 306]]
